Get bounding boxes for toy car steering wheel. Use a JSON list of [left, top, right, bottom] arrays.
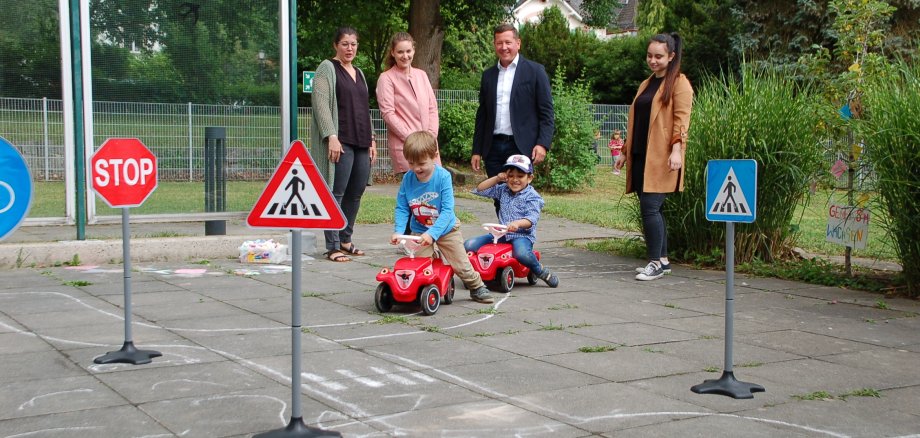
[[482, 223, 508, 244], [395, 234, 424, 258]]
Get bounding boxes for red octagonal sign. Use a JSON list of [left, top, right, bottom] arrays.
[[92, 138, 158, 208]]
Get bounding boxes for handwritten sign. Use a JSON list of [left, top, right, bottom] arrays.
[[826, 204, 869, 249]]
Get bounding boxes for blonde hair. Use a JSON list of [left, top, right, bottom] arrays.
[[384, 32, 414, 69], [404, 131, 438, 162]]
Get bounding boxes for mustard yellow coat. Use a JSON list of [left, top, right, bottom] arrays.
[[623, 73, 694, 194]]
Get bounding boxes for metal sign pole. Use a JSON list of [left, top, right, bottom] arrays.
[[93, 208, 162, 365], [691, 221, 764, 398]]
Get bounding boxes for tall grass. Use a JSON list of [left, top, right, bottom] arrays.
[[667, 65, 826, 263], [858, 60, 920, 296]]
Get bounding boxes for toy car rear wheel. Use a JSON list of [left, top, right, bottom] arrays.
[[419, 285, 441, 315], [499, 266, 515, 292], [443, 277, 455, 304], [375, 283, 394, 312], [527, 271, 538, 285]]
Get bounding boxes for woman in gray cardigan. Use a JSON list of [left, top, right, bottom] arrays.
[[311, 27, 378, 262]]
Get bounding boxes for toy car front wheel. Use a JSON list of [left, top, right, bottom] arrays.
[[499, 266, 515, 292], [443, 277, 455, 304], [527, 271, 538, 285], [419, 285, 441, 315], [375, 283, 394, 312]]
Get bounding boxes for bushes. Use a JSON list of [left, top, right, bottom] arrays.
[[666, 65, 825, 264], [437, 100, 478, 164], [533, 71, 598, 192], [858, 60, 920, 296]]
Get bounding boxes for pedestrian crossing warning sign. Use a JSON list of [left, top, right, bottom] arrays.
[[706, 159, 757, 223], [247, 140, 346, 230]]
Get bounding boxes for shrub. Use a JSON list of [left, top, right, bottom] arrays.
[[533, 70, 598, 192], [858, 60, 920, 296], [437, 100, 478, 164], [666, 65, 825, 264]]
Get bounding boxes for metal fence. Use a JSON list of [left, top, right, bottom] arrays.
[[1, 93, 629, 181]]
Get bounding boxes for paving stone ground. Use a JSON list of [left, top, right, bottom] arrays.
[[1, 184, 917, 437]]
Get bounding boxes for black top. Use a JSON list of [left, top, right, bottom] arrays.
[[332, 59, 372, 148], [630, 75, 664, 157]]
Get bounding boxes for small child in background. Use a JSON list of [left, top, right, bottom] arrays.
[[608, 130, 624, 175], [392, 131, 494, 304], [464, 154, 559, 288]]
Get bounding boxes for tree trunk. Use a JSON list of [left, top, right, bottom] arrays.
[[408, 0, 445, 89]]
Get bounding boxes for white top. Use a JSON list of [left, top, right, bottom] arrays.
[[493, 54, 519, 136]]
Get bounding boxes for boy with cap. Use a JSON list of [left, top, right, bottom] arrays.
[[464, 154, 559, 288]]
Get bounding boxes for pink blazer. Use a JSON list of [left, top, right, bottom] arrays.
[[376, 67, 439, 173]]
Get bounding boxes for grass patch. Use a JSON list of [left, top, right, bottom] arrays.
[[738, 361, 763, 368], [643, 348, 664, 353], [839, 388, 881, 399], [548, 303, 578, 310], [578, 345, 618, 353], [538, 322, 565, 331], [792, 391, 835, 401], [703, 366, 720, 373], [420, 325, 441, 333], [63, 280, 92, 287], [376, 315, 410, 324], [470, 306, 499, 315], [738, 258, 903, 293]]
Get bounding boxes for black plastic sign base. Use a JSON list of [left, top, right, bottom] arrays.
[[254, 417, 342, 438], [691, 371, 765, 399], [93, 341, 162, 365]]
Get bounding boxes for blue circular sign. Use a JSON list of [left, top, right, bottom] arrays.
[[0, 136, 33, 241]]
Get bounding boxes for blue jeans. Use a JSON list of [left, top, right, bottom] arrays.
[[464, 234, 544, 276]]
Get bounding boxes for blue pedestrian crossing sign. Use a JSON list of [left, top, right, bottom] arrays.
[[0, 136, 33, 241], [706, 159, 757, 223]]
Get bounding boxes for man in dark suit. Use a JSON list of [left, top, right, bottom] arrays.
[[472, 23, 555, 178]]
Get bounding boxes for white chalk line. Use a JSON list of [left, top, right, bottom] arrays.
[[374, 351, 854, 438], [17, 389, 94, 410]]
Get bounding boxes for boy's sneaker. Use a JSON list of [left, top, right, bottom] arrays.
[[470, 286, 494, 304], [635, 262, 671, 274], [538, 268, 559, 288], [635, 262, 665, 281]]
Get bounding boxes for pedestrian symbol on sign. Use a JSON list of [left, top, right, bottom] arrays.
[[709, 168, 752, 216]]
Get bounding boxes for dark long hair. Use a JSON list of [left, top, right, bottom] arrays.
[[650, 33, 683, 107]]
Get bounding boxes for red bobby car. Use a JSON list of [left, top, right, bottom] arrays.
[[375, 235, 455, 315], [467, 223, 540, 292]]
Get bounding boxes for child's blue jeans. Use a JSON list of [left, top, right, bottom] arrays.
[[464, 234, 544, 276]]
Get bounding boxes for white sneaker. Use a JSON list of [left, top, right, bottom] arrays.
[[635, 262, 664, 281], [635, 262, 671, 274]]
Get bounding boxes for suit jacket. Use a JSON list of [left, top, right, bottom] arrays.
[[377, 66, 440, 173], [472, 55, 555, 159], [623, 73, 693, 194]]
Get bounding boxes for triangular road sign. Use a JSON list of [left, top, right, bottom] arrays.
[[247, 140, 346, 230], [708, 167, 752, 216]]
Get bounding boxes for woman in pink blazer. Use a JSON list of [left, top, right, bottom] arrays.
[[376, 32, 440, 174]]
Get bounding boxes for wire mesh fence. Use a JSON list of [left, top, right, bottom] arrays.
[[1, 94, 630, 182]]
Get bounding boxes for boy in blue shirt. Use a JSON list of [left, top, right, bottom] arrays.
[[391, 132, 494, 303], [464, 155, 559, 288]]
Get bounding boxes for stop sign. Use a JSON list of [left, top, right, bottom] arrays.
[[92, 138, 158, 207]]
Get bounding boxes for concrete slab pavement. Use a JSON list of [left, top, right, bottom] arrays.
[[1, 183, 918, 437]]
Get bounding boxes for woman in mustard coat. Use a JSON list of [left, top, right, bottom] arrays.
[[615, 33, 693, 281]]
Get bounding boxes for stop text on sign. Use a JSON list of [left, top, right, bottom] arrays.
[[94, 158, 155, 187]]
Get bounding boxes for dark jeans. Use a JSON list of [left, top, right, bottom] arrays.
[[638, 191, 668, 261], [464, 234, 544, 276], [484, 136, 520, 216], [325, 144, 370, 252]]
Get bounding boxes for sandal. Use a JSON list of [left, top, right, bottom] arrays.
[[325, 250, 351, 263], [340, 243, 365, 256]]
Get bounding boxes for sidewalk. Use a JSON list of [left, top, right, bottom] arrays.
[[1, 183, 918, 437]]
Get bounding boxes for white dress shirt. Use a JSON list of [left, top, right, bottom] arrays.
[[493, 54, 519, 136]]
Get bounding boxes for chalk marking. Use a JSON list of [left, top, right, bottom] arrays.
[[18, 388, 94, 410], [371, 367, 417, 386], [336, 369, 384, 388], [150, 379, 228, 391], [302, 372, 348, 391], [6, 427, 103, 437]]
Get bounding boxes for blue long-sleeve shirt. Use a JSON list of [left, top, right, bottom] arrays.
[[472, 184, 544, 243], [394, 166, 457, 240]]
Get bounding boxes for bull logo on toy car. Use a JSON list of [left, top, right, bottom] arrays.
[[478, 253, 494, 269], [395, 270, 415, 289]]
